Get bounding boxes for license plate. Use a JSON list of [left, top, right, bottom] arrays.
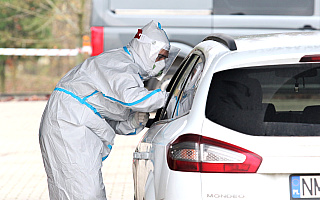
[[290, 175, 320, 199]]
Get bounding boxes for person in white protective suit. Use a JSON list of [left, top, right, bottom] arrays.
[[39, 20, 180, 200]]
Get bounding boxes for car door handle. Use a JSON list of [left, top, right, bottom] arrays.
[[299, 25, 316, 30], [133, 152, 151, 160]]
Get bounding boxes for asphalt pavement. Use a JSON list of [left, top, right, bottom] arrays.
[[0, 100, 143, 200]]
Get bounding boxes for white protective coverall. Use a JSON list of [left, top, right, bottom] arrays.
[[39, 21, 175, 200]]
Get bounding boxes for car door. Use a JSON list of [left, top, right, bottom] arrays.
[[133, 51, 205, 200]]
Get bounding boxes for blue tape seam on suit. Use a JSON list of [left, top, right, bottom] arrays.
[[123, 47, 144, 80], [123, 46, 131, 55], [102, 89, 161, 106], [127, 129, 137, 135], [102, 129, 135, 161], [55, 87, 161, 110], [175, 96, 179, 116], [102, 144, 113, 161], [157, 22, 170, 46], [54, 88, 102, 118]]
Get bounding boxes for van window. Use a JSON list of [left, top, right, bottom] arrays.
[[110, 0, 211, 10], [213, 0, 314, 16], [206, 63, 320, 136]]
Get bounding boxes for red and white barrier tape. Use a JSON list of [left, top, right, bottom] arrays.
[[0, 48, 81, 56]]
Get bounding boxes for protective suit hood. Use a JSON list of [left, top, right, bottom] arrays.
[[128, 20, 171, 80]]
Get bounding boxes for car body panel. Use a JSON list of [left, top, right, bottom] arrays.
[[201, 173, 290, 200], [201, 118, 320, 173]]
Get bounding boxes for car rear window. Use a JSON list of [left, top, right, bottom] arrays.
[[205, 63, 320, 136]]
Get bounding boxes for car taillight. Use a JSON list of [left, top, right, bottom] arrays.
[[167, 134, 262, 173], [299, 54, 320, 62], [90, 26, 104, 57]]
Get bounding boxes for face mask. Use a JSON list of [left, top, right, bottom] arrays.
[[149, 59, 166, 77]]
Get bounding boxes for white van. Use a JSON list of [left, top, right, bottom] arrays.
[[90, 0, 320, 89]]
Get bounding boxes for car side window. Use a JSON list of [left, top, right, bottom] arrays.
[[213, 0, 314, 16], [163, 53, 204, 119]]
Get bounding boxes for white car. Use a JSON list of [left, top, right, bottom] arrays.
[[132, 32, 320, 200]]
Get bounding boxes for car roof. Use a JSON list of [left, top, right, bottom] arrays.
[[200, 31, 320, 72], [234, 31, 320, 51]]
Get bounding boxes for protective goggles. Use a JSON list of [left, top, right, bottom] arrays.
[[156, 46, 181, 81]]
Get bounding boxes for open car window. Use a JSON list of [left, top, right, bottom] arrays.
[[206, 63, 320, 136], [161, 51, 204, 119]]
